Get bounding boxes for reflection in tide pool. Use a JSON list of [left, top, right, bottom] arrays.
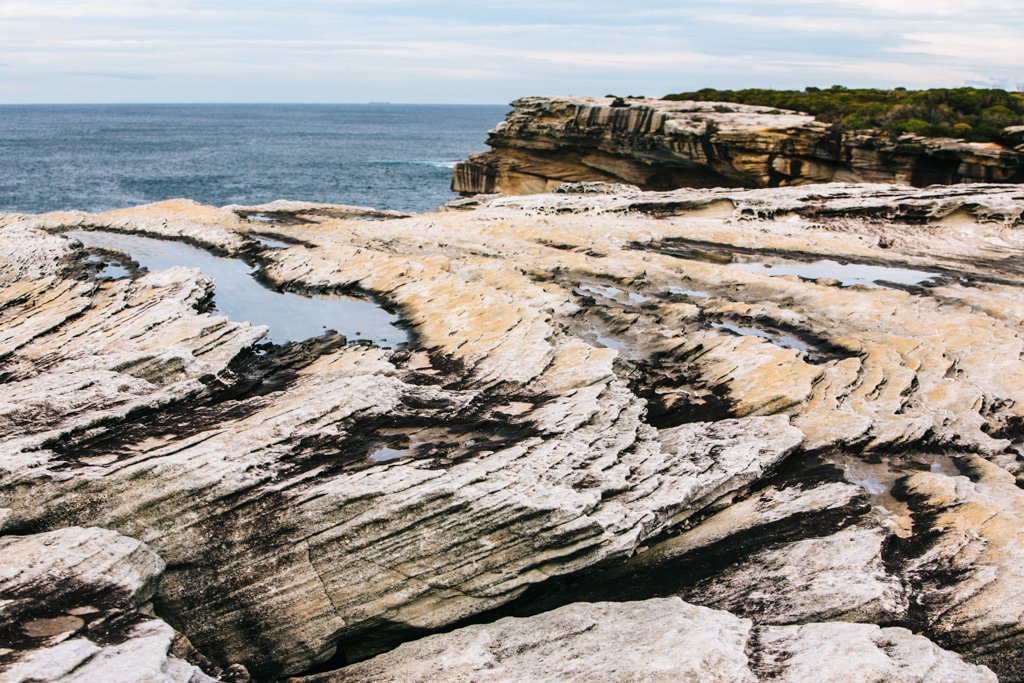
[[250, 235, 291, 249], [84, 254, 131, 280], [668, 286, 710, 299], [731, 257, 941, 288], [578, 283, 651, 305], [595, 334, 626, 350], [369, 447, 409, 463], [98, 264, 131, 279], [824, 452, 961, 538], [67, 230, 408, 347], [712, 322, 809, 352]]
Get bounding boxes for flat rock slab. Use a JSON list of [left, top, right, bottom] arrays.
[[293, 598, 996, 683]]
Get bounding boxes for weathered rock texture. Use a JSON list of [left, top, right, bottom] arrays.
[[452, 97, 1024, 195], [1, 182, 1023, 681], [293, 598, 996, 683], [0, 527, 214, 683]]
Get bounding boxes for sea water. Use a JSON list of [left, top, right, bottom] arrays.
[[0, 104, 507, 214]]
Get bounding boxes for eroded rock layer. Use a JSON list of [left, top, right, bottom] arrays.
[[293, 598, 996, 683], [451, 97, 1024, 195], [1, 182, 1023, 681], [0, 527, 214, 682]]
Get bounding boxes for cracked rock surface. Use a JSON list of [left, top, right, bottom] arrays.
[[1, 181, 1023, 681], [292, 598, 996, 683], [0, 527, 214, 683]]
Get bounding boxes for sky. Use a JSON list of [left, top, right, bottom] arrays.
[[0, 0, 1021, 104]]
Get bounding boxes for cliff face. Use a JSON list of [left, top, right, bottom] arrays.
[[452, 97, 1024, 195]]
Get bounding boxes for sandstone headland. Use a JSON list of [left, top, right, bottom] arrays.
[[452, 97, 1024, 195]]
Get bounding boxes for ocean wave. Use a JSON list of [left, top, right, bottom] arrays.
[[374, 160, 458, 169]]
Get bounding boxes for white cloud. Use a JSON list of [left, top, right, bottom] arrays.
[[752, 57, 985, 86], [740, 0, 1020, 16], [695, 12, 885, 34], [0, 1, 179, 19], [894, 31, 1024, 64], [0, 1, 1020, 102]]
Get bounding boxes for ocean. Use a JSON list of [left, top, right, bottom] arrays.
[[0, 104, 508, 215]]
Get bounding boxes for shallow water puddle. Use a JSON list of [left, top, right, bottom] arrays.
[[365, 426, 503, 466], [368, 447, 409, 463], [668, 286, 710, 299], [711, 322, 810, 352], [577, 282, 651, 305], [67, 230, 408, 347], [730, 256, 941, 288], [829, 457, 914, 537], [595, 334, 626, 350], [826, 453, 961, 538], [83, 254, 131, 280], [250, 235, 291, 250], [98, 263, 131, 279]]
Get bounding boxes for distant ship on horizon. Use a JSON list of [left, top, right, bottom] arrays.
[[369, 101, 392, 105]]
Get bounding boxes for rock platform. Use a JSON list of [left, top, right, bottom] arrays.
[[1, 183, 1023, 680]]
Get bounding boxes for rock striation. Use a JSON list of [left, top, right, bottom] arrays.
[[0, 527, 215, 682], [1, 182, 1023, 681], [451, 97, 1024, 195], [293, 598, 996, 683]]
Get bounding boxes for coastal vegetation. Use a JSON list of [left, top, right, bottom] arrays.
[[662, 87, 1024, 142]]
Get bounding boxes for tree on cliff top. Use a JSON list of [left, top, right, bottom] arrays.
[[662, 87, 1024, 143]]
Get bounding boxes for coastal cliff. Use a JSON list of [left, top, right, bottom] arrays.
[[2, 183, 1024, 681], [452, 97, 1024, 195]]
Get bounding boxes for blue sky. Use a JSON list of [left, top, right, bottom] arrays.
[[0, 0, 1021, 103]]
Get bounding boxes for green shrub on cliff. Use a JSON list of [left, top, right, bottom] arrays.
[[662, 87, 1024, 142]]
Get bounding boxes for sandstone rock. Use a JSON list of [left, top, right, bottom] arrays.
[[1, 182, 1023, 679], [0, 214, 803, 676], [1002, 125, 1024, 149], [486, 459, 904, 628], [755, 620, 997, 683], [897, 455, 1024, 680], [292, 598, 996, 683], [618, 464, 908, 626], [225, 199, 410, 223], [0, 527, 213, 683], [684, 524, 906, 625], [296, 599, 755, 683], [580, 451, 1024, 682], [451, 96, 1024, 195]]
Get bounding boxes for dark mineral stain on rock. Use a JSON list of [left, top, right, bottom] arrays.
[[41, 334, 351, 469], [0, 580, 151, 665]]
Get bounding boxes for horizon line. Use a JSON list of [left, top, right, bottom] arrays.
[[0, 101, 512, 107]]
